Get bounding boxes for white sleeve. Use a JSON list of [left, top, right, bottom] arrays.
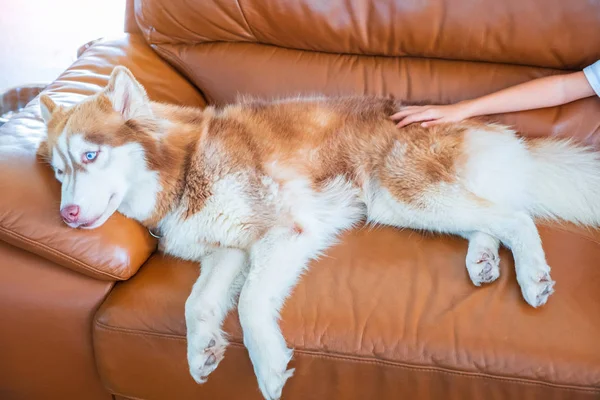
[[583, 60, 600, 97]]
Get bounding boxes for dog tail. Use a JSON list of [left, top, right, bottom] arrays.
[[526, 138, 600, 227]]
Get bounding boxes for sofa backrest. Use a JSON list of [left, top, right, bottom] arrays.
[[128, 0, 600, 142]]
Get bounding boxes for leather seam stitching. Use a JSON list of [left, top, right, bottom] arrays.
[[96, 320, 187, 340], [93, 321, 600, 393], [0, 225, 120, 280], [109, 392, 144, 400]]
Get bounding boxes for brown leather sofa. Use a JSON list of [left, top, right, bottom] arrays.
[[1, 0, 599, 399]]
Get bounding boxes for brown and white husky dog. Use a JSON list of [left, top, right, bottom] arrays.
[[39, 66, 600, 399]]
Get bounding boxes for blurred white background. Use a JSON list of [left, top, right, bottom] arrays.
[[0, 0, 125, 91]]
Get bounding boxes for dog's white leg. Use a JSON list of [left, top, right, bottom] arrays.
[[367, 186, 554, 307], [185, 248, 247, 384], [238, 227, 325, 400], [462, 231, 501, 286], [485, 212, 554, 307]]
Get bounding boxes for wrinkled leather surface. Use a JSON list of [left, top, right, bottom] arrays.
[[0, 35, 206, 281], [155, 42, 600, 143], [0, 240, 113, 400], [136, 0, 600, 69], [95, 225, 600, 399]]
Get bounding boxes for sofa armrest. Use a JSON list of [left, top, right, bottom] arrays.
[[0, 34, 207, 280]]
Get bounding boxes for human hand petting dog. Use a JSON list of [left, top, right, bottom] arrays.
[[391, 103, 471, 128]]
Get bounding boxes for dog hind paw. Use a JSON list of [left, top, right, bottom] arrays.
[[466, 246, 501, 286], [518, 264, 555, 308]]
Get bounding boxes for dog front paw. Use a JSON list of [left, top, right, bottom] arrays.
[[187, 330, 228, 384], [248, 342, 294, 400], [257, 366, 295, 400]]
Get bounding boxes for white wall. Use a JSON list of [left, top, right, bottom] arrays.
[[0, 0, 126, 91]]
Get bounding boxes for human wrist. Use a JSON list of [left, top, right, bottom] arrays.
[[456, 99, 477, 119]]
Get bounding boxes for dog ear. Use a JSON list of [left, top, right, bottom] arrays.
[[40, 94, 57, 124], [36, 138, 50, 161], [104, 66, 153, 120]]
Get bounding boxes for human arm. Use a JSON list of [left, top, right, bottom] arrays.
[[391, 68, 598, 128]]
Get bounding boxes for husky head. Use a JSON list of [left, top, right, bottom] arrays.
[[38, 66, 158, 229]]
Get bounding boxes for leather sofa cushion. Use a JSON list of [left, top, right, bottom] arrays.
[[94, 225, 600, 399], [0, 240, 113, 400], [154, 41, 600, 143], [134, 0, 600, 69], [0, 35, 206, 280]]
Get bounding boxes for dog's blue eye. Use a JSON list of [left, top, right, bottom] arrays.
[[85, 151, 97, 161]]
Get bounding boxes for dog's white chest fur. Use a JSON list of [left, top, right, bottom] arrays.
[[157, 173, 269, 260], [156, 172, 366, 262]]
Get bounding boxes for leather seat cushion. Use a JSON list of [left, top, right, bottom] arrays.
[[94, 224, 600, 399]]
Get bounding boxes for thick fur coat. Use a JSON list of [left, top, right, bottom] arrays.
[[39, 67, 600, 400]]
